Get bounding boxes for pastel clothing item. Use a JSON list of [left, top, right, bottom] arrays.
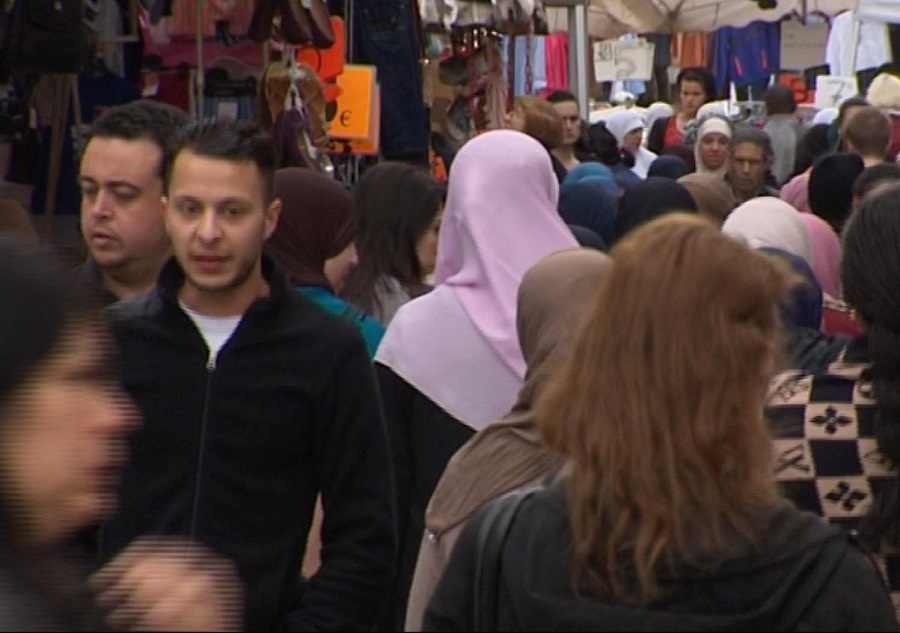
[[722, 197, 814, 268]]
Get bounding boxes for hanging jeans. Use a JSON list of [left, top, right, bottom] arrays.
[[353, 0, 429, 165]]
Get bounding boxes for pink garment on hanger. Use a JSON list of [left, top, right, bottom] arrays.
[[545, 31, 568, 91]]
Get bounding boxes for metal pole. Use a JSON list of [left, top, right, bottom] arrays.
[[848, 13, 861, 84], [196, 0, 205, 119], [568, 0, 589, 119]]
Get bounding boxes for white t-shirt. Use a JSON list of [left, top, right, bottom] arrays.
[[180, 302, 242, 364]]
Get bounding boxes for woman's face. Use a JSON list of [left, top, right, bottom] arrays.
[[680, 80, 708, 117], [415, 206, 443, 278], [623, 128, 643, 154], [699, 133, 730, 170], [324, 242, 359, 294], [2, 324, 136, 547]]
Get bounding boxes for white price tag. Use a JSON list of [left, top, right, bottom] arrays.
[[814, 75, 859, 110]]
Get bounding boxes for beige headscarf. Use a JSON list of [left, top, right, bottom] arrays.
[[0, 199, 36, 239], [425, 247, 613, 534], [678, 173, 738, 228]]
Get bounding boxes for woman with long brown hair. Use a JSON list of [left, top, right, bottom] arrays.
[[423, 215, 895, 631]]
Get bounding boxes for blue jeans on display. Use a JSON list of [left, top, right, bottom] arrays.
[[352, 0, 429, 165]]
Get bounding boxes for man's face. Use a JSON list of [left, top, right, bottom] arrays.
[[552, 101, 581, 147], [163, 150, 280, 296], [79, 138, 170, 272], [729, 142, 770, 194]]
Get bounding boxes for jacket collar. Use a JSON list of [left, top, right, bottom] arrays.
[[156, 254, 290, 316]]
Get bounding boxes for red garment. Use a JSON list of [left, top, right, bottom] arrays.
[[822, 299, 862, 339], [544, 32, 568, 91], [664, 117, 683, 148]]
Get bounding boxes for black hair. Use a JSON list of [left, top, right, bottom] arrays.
[[853, 162, 900, 200], [676, 67, 717, 102], [0, 237, 101, 405], [843, 182, 900, 546], [808, 152, 865, 233], [729, 125, 775, 158], [838, 96, 870, 126], [578, 122, 629, 167], [170, 119, 277, 205], [764, 84, 797, 115], [546, 90, 577, 105], [791, 124, 831, 177], [85, 100, 190, 181], [341, 162, 445, 317]]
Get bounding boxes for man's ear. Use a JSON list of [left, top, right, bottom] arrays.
[[263, 198, 282, 241]]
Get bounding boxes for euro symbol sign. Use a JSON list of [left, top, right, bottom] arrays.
[[340, 110, 352, 127]]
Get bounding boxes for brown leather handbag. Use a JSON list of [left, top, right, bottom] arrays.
[[248, 0, 335, 48], [280, 0, 335, 48]]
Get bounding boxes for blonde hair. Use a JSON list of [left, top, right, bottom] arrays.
[[537, 214, 786, 604], [513, 97, 564, 150]]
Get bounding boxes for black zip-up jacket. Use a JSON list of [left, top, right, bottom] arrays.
[[99, 257, 397, 631]]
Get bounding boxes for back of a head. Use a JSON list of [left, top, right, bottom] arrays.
[[866, 73, 900, 111], [659, 144, 696, 172], [843, 182, 900, 543], [516, 248, 612, 375], [808, 152, 865, 233], [0, 237, 100, 406], [843, 106, 892, 157], [614, 177, 697, 243], [537, 214, 783, 603], [648, 155, 690, 180], [515, 97, 564, 150], [678, 173, 738, 227], [792, 124, 831, 176], [87, 100, 190, 181], [765, 84, 797, 116], [853, 162, 900, 201], [169, 119, 276, 204], [343, 162, 444, 310]]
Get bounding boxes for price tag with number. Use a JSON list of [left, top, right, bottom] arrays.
[[814, 75, 859, 110]]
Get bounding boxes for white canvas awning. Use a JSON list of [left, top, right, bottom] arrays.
[[855, 0, 900, 23], [548, 0, 858, 37]]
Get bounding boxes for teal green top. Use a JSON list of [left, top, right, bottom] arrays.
[[296, 286, 384, 359]]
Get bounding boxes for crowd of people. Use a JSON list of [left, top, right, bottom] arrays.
[[1, 61, 900, 631]]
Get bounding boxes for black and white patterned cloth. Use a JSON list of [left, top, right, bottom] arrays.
[[767, 354, 900, 618]]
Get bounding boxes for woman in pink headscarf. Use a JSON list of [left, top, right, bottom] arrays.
[[374, 130, 578, 629], [800, 213, 861, 338]]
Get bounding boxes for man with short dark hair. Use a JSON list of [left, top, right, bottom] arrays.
[[727, 126, 780, 203], [77, 100, 189, 304], [100, 119, 397, 630], [843, 106, 892, 166], [546, 90, 581, 170]]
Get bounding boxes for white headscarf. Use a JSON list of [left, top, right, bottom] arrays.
[[722, 197, 814, 267], [644, 102, 674, 133], [812, 108, 838, 126], [606, 110, 657, 178], [693, 116, 733, 179]]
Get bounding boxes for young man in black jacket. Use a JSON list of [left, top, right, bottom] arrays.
[[99, 120, 397, 631]]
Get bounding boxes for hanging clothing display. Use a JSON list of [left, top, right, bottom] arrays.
[[825, 10, 891, 77], [671, 32, 708, 68], [544, 31, 568, 91], [712, 21, 780, 94], [168, 0, 254, 38]]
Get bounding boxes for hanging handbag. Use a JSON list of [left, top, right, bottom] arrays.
[[280, 0, 335, 48]]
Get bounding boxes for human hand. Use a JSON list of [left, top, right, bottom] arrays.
[[91, 536, 243, 631]]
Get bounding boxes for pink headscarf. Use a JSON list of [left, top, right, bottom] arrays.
[[781, 172, 811, 214], [800, 213, 843, 298], [434, 130, 579, 376], [376, 130, 578, 429]]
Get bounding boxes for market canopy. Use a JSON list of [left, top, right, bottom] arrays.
[[856, 0, 900, 23], [549, 0, 858, 37]]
